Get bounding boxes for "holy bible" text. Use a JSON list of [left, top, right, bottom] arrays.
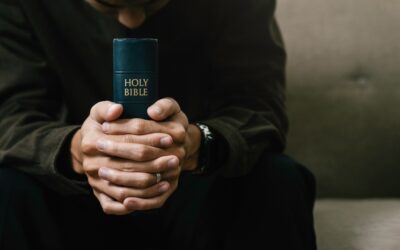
[[124, 78, 149, 96]]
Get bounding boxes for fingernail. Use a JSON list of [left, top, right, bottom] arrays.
[[97, 139, 109, 150], [102, 122, 110, 133], [168, 157, 179, 168], [107, 104, 120, 117], [150, 106, 162, 115], [159, 182, 169, 192], [160, 136, 173, 146], [99, 167, 111, 179]]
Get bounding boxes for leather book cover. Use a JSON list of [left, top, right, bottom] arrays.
[[113, 38, 158, 119]]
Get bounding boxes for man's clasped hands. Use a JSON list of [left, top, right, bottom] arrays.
[[70, 98, 201, 215]]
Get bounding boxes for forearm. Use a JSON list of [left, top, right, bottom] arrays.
[[203, 0, 287, 177], [0, 116, 87, 194], [70, 129, 85, 174], [200, 104, 286, 177]]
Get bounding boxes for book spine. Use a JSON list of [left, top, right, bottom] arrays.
[[113, 38, 158, 119]]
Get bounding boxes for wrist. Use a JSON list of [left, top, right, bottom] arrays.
[[190, 122, 216, 175], [182, 124, 202, 171], [70, 129, 84, 174]]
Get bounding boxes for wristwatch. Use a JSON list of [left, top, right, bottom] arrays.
[[194, 123, 215, 174]]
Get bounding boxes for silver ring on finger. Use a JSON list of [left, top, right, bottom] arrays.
[[155, 172, 162, 184]]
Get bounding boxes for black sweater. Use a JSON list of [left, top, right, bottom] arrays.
[[0, 0, 287, 194]]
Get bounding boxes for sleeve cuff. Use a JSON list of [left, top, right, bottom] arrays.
[[199, 117, 251, 178], [44, 125, 90, 195]]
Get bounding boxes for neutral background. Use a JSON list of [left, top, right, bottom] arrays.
[[276, 0, 400, 198]]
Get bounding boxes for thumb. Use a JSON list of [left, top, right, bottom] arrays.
[[89, 101, 123, 123]]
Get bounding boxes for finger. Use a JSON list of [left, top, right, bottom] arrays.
[[96, 140, 163, 161], [102, 130, 174, 148], [147, 97, 181, 121], [94, 176, 170, 202], [159, 118, 188, 143], [123, 185, 176, 211], [104, 118, 187, 143], [102, 118, 166, 136], [82, 155, 107, 174], [151, 166, 181, 182], [80, 132, 173, 158], [99, 167, 160, 187], [93, 190, 133, 215], [84, 155, 180, 174], [99, 166, 179, 187], [181, 155, 198, 172], [90, 101, 123, 123], [167, 109, 189, 128]]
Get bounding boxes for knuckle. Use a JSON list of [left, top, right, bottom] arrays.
[[82, 161, 96, 174], [82, 159, 90, 170], [154, 161, 164, 172], [105, 141, 116, 153], [104, 156, 112, 165], [120, 162, 133, 171], [149, 136, 160, 146], [81, 138, 95, 154], [176, 147, 186, 161], [116, 189, 128, 202], [174, 126, 186, 142], [134, 189, 145, 197], [108, 173, 119, 183], [131, 119, 145, 134], [122, 134, 136, 143], [135, 146, 150, 160], [137, 175, 152, 188]]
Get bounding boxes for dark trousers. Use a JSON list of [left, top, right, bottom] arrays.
[[0, 153, 316, 250]]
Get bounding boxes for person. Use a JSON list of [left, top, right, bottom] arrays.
[[0, 0, 317, 249]]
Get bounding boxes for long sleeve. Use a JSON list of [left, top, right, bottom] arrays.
[[0, 1, 87, 195], [201, 0, 288, 177]]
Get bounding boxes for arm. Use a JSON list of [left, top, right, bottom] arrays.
[[0, 1, 85, 194], [201, 0, 287, 177]]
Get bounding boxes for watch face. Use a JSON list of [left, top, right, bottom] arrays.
[[198, 123, 214, 142], [195, 123, 215, 174]]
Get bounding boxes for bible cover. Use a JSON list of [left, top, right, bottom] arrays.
[[113, 38, 158, 119]]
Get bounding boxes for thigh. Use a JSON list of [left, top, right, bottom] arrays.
[[222, 153, 317, 250], [159, 172, 219, 250], [0, 167, 160, 250], [159, 153, 316, 250]]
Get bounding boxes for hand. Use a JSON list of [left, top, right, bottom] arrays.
[[100, 97, 202, 211], [70, 101, 180, 215]]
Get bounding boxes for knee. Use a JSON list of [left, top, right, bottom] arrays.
[[265, 153, 315, 186], [249, 153, 316, 206], [0, 167, 38, 190], [0, 167, 44, 206]]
